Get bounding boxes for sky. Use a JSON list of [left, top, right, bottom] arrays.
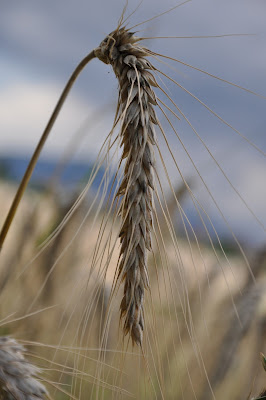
[[0, 0, 266, 246]]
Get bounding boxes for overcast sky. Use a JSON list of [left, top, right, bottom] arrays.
[[0, 0, 265, 246]]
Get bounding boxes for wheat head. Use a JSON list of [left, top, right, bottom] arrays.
[[95, 27, 158, 345], [0, 336, 48, 400]]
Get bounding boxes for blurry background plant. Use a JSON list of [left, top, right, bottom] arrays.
[[0, 1, 266, 399]]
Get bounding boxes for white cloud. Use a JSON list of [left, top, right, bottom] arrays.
[[219, 154, 266, 226], [191, 148, 266, 244], [0, 79, 115, 159]]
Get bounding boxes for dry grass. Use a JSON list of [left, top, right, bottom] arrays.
[[0, 182, 266, 398]]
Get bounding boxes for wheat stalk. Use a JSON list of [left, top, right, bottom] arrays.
[[0, 336, 48, 400], [95, 27, 158, 345], [0, 51, 96, 252]]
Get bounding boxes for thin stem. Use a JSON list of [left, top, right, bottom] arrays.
[[139, 33, 255, 40], [0, 50, 96, 251]]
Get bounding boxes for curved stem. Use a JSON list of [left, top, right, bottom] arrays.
[[0, 50, 96, 251]]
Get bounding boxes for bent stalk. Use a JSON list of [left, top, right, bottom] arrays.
[[0, 50, 96, 251]]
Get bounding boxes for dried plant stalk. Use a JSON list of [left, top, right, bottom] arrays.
[[0, 51, 96, 252], [95, 27, 158, 345], [0, 336, 48, 400]]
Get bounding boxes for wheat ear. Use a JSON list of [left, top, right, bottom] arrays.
[[0, 336, 48, 400], [95, 27, 158, 345]]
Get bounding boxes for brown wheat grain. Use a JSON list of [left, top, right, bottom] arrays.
[[95, 27, 158, 345]]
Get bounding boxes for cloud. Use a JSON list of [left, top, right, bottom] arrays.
[[216, 151, 266, 225], [1, 0, 266, 94], [189, 146, 266, 244], [0, 79, 114, 159]]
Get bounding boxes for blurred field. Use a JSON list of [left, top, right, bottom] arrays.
[[0, 178, 265, 400], [1, 3, 266, 398]]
